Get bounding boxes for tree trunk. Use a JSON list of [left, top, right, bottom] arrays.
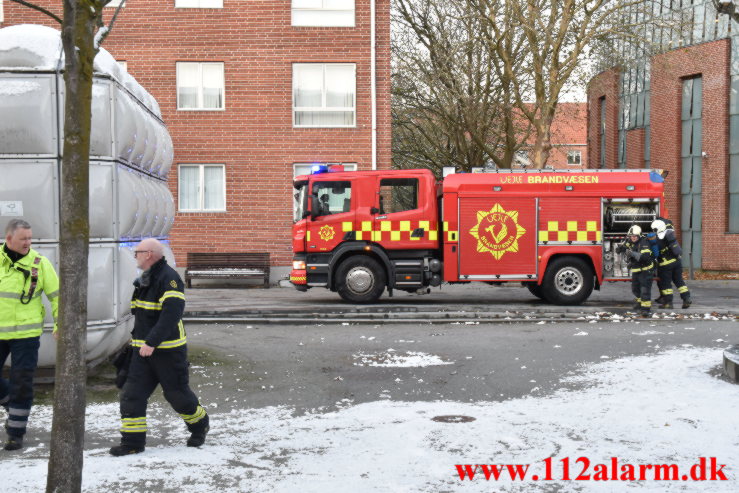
[[531, 109, 555, 169], [46, 2, 96, 491]]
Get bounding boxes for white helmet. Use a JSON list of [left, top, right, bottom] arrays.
[[651, 219, 667, 239], [627, 225, 642, 236]]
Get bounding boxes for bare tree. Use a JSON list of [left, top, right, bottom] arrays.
[[469, 0, 677, 168], [8, 1, 124, 492], [393, 0, 533, 174]]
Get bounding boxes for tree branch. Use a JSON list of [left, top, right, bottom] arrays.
[[95, 0, 126, 48], [8, 0, 62, 25]]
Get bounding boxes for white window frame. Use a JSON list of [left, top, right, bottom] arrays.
[[178, 164, 227, 212], [293, 63, 356, 128], [175, 0, 223, 8], [176, 62, 225, 111], [105, 0, 125, 7], [117, 60, 128, 72], [567, 150, 582, 166], [1, 0, 5, 22], [292, 0, 355, 27]]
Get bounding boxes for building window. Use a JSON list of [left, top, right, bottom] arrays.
[[177, 62, 225, 110], [117, 61, 128, 72], [175, 0, 223, 7], [292, 0, 355, 27], [567, 150, 582, 166], [105, 0, 125, 7], [293, 64, 356, 127], [178, 164, 226, 212]]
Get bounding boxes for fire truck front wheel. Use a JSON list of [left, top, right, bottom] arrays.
[[335, 256, 387, 303], [541, 256, 594, 305]]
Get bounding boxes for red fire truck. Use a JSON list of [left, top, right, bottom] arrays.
[[290, 167, 667, 304]]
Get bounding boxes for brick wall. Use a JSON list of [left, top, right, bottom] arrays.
[[586, 68, 620, 169], [651, 39, 736, 271], [587, 38, 738, 270], [2, 1, 391, 268]]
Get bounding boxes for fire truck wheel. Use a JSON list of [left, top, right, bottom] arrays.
[[542, 256, 594, 305], [525, 282, 547, 301], [335, 256, 386, 303]]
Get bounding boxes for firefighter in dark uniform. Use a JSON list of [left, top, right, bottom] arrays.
[[651, 219, 692, 309], [110, 238, 209, 456], [616, 225, 655, 317]]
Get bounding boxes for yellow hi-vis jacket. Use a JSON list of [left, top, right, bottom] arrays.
[[0, 244, 59, 339]]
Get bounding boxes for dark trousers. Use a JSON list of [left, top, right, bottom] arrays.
[[0, 337, 40, 438], [657, 259, 690, 303], [119, 348, 207, 447], [631, 269, 654, 313]]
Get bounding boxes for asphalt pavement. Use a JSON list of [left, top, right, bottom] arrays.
[[182, 280, 739, 323]]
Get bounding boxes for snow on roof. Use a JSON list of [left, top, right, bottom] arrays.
[[0, 24, 62, 70], [0, 24, 161, 118]]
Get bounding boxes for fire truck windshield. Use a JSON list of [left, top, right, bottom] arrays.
[[293, 180, 308, 222]]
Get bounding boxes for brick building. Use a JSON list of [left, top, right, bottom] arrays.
[[587, 2, 739, 271], [513, 102, 588, 170], [1, 0, 391, 279]]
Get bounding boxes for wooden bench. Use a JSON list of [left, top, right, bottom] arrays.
[[185, 252, 270, 288]]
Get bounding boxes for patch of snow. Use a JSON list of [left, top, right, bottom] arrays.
[[573, 331, 588, 336], [5, 349, 739, 492], [353, 351, 454, 368]]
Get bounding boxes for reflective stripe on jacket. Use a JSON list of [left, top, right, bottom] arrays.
[[129, 258, 187, 350], [0, 245, 59, 340]]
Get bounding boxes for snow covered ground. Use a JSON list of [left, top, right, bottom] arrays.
[[3, 347, 739, 492]]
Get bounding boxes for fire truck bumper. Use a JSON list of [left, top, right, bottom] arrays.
[[290, 269, 308, 287]]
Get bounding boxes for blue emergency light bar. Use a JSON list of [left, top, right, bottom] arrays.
[[311, 164, 345, 174]]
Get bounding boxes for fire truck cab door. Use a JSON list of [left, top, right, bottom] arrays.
[[458, 197, 538, 278], [372, 175, 437, 249], [307, 179, 354, 252]]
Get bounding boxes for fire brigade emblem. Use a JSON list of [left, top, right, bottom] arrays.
[[469, 204, 526, 260], [318, 225, 336, 241]]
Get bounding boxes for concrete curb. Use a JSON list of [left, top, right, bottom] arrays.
[[183, 310, 739, 324]]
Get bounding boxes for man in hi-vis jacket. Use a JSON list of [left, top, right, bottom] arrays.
[[0, 219, 59, 451], [110, 238, 209, 456]]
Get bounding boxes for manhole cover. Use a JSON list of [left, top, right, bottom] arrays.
[[431, 415, 476, 423]]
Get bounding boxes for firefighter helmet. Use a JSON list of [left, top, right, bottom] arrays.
[[627, 225, 642, 237], [651, 219, 667, 239]]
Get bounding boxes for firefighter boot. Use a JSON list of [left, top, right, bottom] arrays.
[[187, 414, 209, 448], [638, 310, 651, 319], [4, 435, 22, 451], [654, 296, 666, 305], [109, 444, 145, 456], [658, 302, 673, 309], [632, 300, 642, 310], [682, 297, 692, 309]]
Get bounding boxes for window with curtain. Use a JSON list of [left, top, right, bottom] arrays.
[[567, 150, 582, 166], [293, 63, 355, 127], [175, 0, 223, 7], [178, 164, 226, 212], [292, 0, 355, 27], [177, 62, 225, 110]]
